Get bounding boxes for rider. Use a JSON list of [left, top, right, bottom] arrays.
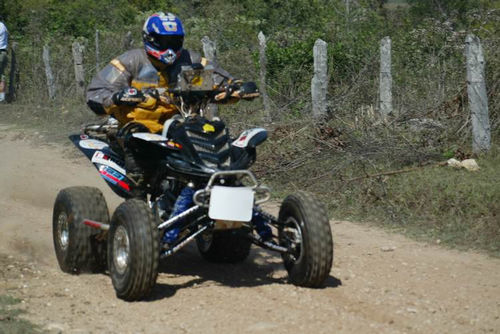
[[86, 12, 244, 189], [86, 12, 270, 242]]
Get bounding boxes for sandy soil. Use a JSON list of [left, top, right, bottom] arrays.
[[0, 125, 499, 334]]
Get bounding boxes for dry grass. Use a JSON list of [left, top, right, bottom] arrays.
[[0, 294, 42, 334], [250, 117, 500, 256]]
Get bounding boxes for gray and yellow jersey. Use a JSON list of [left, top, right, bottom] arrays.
[[86, 48, 232, 131]]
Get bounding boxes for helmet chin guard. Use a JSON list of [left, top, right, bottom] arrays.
[[143, 12, 185, 65], [144, 45, 181, 65], [163, 49, 179, 65]]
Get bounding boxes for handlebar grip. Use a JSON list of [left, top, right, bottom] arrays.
[[214, 89, 260, 102], [241, 92, 260, 100], [214, 91, 228, 101]]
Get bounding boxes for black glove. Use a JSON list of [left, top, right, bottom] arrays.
[[142, 87, 160, 100], [239, 82, 260, 100], [227, 79, 243, 93], [112, 88, 145, 106], [214, 80, 260, 102]]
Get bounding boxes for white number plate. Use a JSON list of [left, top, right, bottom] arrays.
[[208, 186, 254, 222]]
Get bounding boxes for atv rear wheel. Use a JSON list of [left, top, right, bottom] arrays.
[[52, 187, 109, 274], [278, 192, 333, 287], [196, 229, 252, 263], [108, 199, 159, 301]]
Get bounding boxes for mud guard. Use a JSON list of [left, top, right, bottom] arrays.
[[232, 128, 267, 149], [230, 128, 267, 169], [69, 134, 134, 199]]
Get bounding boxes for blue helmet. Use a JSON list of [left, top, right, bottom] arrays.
[[142, 12, 185, 65]]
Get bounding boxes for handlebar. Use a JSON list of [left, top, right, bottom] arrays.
[[139, 66, 260, 117], [154, 82, 260, 103]]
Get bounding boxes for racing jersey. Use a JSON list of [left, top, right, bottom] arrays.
[[86, 48, 232, 133]]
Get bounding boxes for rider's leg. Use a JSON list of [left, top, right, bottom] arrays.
[[252, 209, 272, 241], [117, 122, 150, 197], [162, 186, 195, 243]]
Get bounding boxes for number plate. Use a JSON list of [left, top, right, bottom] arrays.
[[208, 186, 254, 222]]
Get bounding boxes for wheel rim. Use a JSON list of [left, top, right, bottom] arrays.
[[281, 216, 304, 264], [57, 212, 70, 251], [113, 226, 130, 275]]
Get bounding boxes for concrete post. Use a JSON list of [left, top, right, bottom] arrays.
[[201, 36, 218, 119], [379, 36, 392, 118], [258, 31, 271, 120], [42, 45, 56, 99], [123, 31, 133, 50], [201, 36, 216, 62], [72, 41, 86, 97], [466, 34, 491, 153], [6, 42, 18, 102], [311, 39, 328, 119], [95, 29, 100, 73]]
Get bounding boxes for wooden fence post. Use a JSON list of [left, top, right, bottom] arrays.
[[311, 39, 328, 119], [465, 34, 490, 153], [95, 29, 100, 73], [258, 31, 271, 120], [42, 45, 56, 99], [6, 42, 18, 102], [201, 36, 218, 119], [72, 41, 86, 97], [379, 36, 392, 118]]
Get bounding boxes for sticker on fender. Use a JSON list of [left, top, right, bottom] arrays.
[[91, 151, 126, 175], [79, 139, 108, 150], [208, 186, 254, 222]]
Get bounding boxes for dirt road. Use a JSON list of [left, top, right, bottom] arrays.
[[0, 125, 499, 334]]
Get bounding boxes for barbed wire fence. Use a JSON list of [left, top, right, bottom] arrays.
[[5, 30, 492, 153]]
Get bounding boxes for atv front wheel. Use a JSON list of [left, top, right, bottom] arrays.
[[108, 199, 159, 301], [278, 192, 333, 287], [196, 229, 252, 263], [52, 187, 109, 274]]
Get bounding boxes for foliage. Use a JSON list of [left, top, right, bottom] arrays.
[[407, 0, 486, 28]]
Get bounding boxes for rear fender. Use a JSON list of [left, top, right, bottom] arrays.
[[69, 134, 132, 198], [69, 134, 112, 160]]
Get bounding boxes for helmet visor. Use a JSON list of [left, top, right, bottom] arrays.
[[153, 34, 184, 52]]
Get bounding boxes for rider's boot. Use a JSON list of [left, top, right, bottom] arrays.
[[252, 210, 273, 242], [124, 149, 146, 198], [162, 186, 195, 244]]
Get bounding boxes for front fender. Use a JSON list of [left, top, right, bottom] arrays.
[[232, 128, 267, 149]]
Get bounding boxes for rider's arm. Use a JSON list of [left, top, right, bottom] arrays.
[[86, 51, 136, 114], [187, 52, 259, 104]]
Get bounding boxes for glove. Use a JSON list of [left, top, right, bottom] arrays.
[[112, 88, 145, 106], [239, 82, 260, 100], [214, 80, 243, 102], [138, 87, 160, 109], [142, 87, 160, 100], [215, 81, 260, 102]]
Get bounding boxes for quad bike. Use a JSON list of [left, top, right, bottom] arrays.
[[52, 64, 333, 301]]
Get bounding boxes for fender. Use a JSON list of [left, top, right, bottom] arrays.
[[232, 128, 267, 149], [69, 134, 133, 198], [70, 134, 110, 160], [132, 132, 168, 142]]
